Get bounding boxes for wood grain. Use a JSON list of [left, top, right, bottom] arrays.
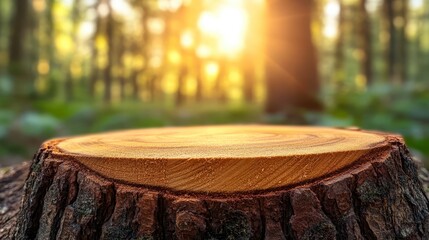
[[53, 125, 387, 193]]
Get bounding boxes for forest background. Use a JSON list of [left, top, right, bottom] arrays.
[[0, 0, 428, 167]]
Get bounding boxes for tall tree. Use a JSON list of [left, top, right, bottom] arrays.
[[44, 0, 58, 96], [358, 0, 373, 85], [398, 0, 408, 82], [130, 2, 151, 101], [176, 64, 187, 105], [383, 0, 408, 83], [193, 1, 204, 102], [65, 0, 81, 101], [214, 58, 227, 102], [242, 56, 255, 103], [118, 33, 127, 101], [334, 0, 345, 85], [89, 0, 102, 99], [176, 5, 189, 106], [103, 0, 114, 103], [242, 1, 257, 103], [265, 0, 321, 115], [9, 0, 31, 100], [384, 0, 396, 81], [193, 46, 203, 102]]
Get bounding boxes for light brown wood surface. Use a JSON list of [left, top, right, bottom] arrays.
[[52, 125, 388, 193]]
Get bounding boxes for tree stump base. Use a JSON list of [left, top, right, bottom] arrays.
[[11, 126, 429, 239]]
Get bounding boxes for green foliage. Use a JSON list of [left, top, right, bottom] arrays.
[[0, 0, 428, 168], [311, 82, 429, 165], [18, 112, 61, 138]]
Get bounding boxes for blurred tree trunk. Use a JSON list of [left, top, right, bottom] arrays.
[[384, 0, 396, 81], [265, 0, 320, 115], [416, 4, 426, 81], [119, 34, 126, 101], [358, 0, 373, 85], [215, 58, 227, 103], [89, 1, 101, 99], [103, 0, 114, 104], [131, 70, 140, 100], [149, 75, 157, 101], [29, 1, 39, 95], [398, 0, 408, 82], [176, 65, 187, 106], [194, 53, 203, 102], [65, 0, 80, 101], [242, 2, 256, 103], [334, 0, 345, 84], [242, 54, 255, 103], [9, 0, 31, 100], [45, 0, 58, 96], [46, 0, 55, 64], [139, 5, 148, 101], [193, 2, 203, 102], [176, 6, 188, 106], [384, 0, 408, 83], [383, 0, 408, 83]]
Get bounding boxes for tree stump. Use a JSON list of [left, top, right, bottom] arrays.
[[12, 125, 429, 239], [0, 162, 30, 239]]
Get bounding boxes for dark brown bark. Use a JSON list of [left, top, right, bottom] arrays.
[[0, 162, 30, 240], [1, 134, 428, 239], [265, 0, 321, 114]]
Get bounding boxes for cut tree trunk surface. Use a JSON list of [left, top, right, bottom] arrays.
[[55, 125, 387, 193], [4, 125, 429, 239]]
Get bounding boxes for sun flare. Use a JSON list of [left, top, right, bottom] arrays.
[[198, 3, 248, 56]]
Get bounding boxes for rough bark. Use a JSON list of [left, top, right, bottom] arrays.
[[0, 162, 30, 240], [1, 131, 428, 239]]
